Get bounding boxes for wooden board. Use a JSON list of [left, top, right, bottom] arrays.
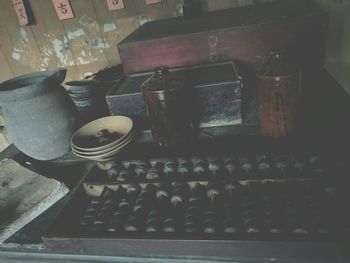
[[0, 44, 14, 82], [0, 159, 69, 244], [205, 0, 252, 11], [92, 0, 139, 65], [60, 0, 110, 79], [29, 0, 79, 81], [136, 0, 170, 20], [161, 0, 183, 17], [0, 0, 44, 75]]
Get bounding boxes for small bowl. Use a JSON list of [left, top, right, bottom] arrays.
[[71, 116, 133, 152]]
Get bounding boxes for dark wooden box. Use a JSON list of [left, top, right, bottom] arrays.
[[106, 62, 243, 131], [118, 0, 327, 75]]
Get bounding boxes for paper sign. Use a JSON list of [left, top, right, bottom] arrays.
[[52, 0, 74, 20], [12, 0, 29, 26], [145, 0, 161, 5], [107, 0, 125, 10]]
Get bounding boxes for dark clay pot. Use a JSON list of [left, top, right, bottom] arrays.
[[0, 69, 78, 160]]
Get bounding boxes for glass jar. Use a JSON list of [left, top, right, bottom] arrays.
[[141, 67, 193, 147]]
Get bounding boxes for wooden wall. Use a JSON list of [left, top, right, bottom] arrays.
[[0, 0, 274, 83], [315, 0, 350, 94], [0, 0, 179, 82]]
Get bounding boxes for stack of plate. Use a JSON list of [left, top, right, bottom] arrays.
[[71, 116, 134, 161]]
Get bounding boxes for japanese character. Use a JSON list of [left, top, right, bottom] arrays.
[[58, 3, 68, 14]]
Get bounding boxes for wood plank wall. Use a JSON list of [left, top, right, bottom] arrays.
[[0, 0, 274, 82], [315, 0, 350, 94]]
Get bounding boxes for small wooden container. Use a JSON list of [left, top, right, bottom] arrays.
[[257, 51, 301, 137]]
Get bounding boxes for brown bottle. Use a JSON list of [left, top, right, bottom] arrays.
[[141, 67, 192, 147], [257, 51, 301, 137]]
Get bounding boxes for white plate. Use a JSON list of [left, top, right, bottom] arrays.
[[71, 129, 134, 156], [71, 116, 133, 151], [72, 132, 134, 161]]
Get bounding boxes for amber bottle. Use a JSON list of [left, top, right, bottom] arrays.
[[141, 67, 193, 147], [257, 51, 301, 137]]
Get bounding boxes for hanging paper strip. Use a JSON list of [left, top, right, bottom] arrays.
[[145, 0, 161, 5], [12, 0, 29, 26], [107, 0, 125, 10], [52, 0, 74, 20]]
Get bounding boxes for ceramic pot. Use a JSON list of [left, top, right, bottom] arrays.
[[0, 69, 78, 160]]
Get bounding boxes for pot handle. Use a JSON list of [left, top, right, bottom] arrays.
[[49, 68, 67, 84]]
